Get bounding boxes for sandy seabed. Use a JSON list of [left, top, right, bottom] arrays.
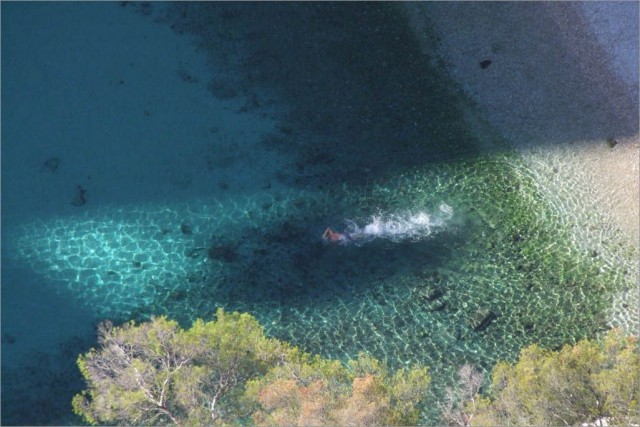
[[404, 1, 639, 330]]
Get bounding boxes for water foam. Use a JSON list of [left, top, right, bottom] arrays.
[[341, 203, 453, 245]]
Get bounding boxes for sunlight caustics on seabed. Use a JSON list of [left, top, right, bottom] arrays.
[[10, 154, 636, 408]]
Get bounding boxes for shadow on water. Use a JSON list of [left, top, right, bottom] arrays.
[[1, 266, 95, 426], [419, 1, 638, 149], [168, 1, 637, 189], [169, 2, 485, 187], [1, 337, 88, 426]]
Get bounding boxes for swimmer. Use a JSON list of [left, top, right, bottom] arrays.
[[322, 227, 351, 243], [322, 227, 362, 244]]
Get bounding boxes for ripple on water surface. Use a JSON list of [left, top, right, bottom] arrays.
[[10, 154, 635, 417]]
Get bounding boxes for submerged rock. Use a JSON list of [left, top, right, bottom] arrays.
[[70, 185, 86, 206], [479, 59, 492, 69], [429, 300, 447, 311], [417, 283, 444, 301], [524, 321, 535, 333], [470, 308, 498, 332], [41, 157, 60, 173]]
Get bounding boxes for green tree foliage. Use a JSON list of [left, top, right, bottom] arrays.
[[73, 309, 429, 426], [72, 309, 293, 425], [244, 352, 430, 426], [75, 308, 637, 427], [470, 328, 639, 426]]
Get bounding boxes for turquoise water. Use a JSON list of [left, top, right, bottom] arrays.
[[11, 154, 632, 420], [3, 2, 636, 425]]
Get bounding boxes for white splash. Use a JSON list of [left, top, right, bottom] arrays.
[[341, 203, 453, 245]]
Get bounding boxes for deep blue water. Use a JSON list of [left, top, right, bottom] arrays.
[[2, 3, 635, 425]]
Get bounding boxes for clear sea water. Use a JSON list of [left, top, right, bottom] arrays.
[[2, 3, 636, 425]]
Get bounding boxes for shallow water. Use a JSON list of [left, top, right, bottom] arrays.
[[9, 153, 633, 423], [2, 2, 636, 425]]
